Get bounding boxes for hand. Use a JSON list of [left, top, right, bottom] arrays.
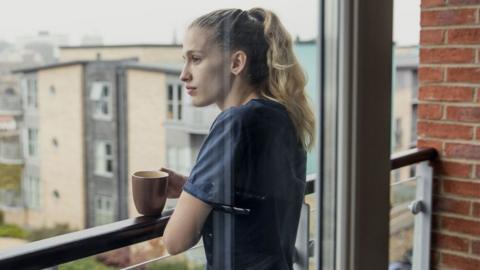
[[160, 167, 187, 199]]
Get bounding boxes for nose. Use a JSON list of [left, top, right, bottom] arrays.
[[179, 63, 191, 82]]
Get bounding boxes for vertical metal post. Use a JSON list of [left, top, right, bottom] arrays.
[[411, 161, 432, 270], [294, 203, 311, 270]]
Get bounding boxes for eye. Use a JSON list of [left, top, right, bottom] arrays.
[[191, 56, 202, 63]]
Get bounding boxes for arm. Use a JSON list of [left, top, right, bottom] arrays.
[[163, 191, 212, 255], [162, 111, 242, 254]]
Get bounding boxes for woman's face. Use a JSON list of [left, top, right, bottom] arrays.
[[180, 27, 229, 107]]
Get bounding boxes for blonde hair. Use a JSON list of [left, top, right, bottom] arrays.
[[190, 8, 315, 150]]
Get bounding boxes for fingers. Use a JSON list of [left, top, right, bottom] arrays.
[[160, 167, 187, 180], [160, 167, 174, 175]]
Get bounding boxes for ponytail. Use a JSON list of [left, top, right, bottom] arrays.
[[250, 8, 315, 151], [190, 8, 316, 151]]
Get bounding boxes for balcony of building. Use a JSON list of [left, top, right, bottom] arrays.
[[0, 94, 22, 116], [0, 137, 23, 165], [1, 0, 479, 269], [0, 148, 437, 270], [164, 102, 219, 135]]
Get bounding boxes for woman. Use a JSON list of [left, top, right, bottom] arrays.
[[162, 7, 315, 270]]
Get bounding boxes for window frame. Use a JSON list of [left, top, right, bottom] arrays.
[[27, 78, 38, 109], [22, 77, 38, 110], [90, 81, 113, 120], [94, 141, 114, 177], [94, 194, 115, 226], [166, 82, 183, 121], [319, 0, 392, 269], [23, 174, 40, 209], [26, 128, 38, 158]]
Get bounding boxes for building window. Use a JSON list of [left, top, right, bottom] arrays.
[[27, 128, 38, 157], [95, 141, 113, 176], [177, 85, 182, 120], [167, 85, 174, 120], [166, 83, 183, 121], [90, 82, 112, 119], [394, 118, 403, 149], [410, 104, 418, 146], [94, 194, 114, 225], [23, 175, 40, 209], [23, 78, 38, 109]]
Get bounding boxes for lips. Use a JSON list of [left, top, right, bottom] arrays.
[[186, 86, 197, 96]]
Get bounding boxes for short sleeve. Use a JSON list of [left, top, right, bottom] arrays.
[[183, 109, 244, 206]]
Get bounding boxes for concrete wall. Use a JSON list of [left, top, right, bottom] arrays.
[[126, 69, 167, 217], [37, 65, 86, 230]]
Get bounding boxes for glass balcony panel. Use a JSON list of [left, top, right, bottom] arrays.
[[389, 165, 417, 269], [54, 238, 206, 270]]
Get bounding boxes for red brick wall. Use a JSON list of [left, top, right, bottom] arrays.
[[419, 0, 480, 269]]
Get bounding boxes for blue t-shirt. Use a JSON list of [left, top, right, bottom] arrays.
[[183, 98, 307, 270]]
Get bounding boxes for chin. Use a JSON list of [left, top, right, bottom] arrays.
[[191, 97, 214, 108]]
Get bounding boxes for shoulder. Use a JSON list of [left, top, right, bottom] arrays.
[[208, 98, 294, 141], [219, 98, 290, 128]]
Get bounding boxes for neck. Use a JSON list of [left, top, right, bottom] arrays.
[[216, 80, 260, 111]]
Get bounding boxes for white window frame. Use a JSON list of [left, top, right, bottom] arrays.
[[27, 78, 38, 109], [177, 84, 183, 120], [23, 174, 40, 209], [90, 82, 113, 120], [319, 0, 392, 269], [94, 141, 113, 177], [21, 77, 38, 110], [26, 128, 38, 158], [166, 83, 183, 121], [394, 117, 403, 149], [94, 194, 114, 225]]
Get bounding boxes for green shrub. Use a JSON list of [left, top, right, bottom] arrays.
[[27, 223, 73, 241], [0, 210, 4, 224], [0, 223, 28, 239], [59, 257, 116, 270], [0, 164, 22, 190]]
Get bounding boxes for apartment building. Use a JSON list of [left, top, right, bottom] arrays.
[[391, 46, 419, 183], [7, 43, 219, 229], [59, 44, 182, 64], [5, 42, 420, 233], [124, 63, 218, 217]]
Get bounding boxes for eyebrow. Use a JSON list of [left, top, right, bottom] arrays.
[[182, 50, 204, 58]]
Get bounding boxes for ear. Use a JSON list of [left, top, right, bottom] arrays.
[[230, 50, 247, 76]]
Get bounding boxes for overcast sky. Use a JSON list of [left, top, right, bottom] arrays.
[[0, 0, 420, 46]]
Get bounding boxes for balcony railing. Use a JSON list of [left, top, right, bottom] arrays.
[[0, 140, 23, 164], [165, 104, 219, 134], [0, 95, 22, 115], [0, 147, 437, 270], [0, 189, 22, 208]]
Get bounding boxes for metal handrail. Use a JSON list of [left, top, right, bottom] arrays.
[[0, 147, 437, 270], [390, 147, 437, 170]]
